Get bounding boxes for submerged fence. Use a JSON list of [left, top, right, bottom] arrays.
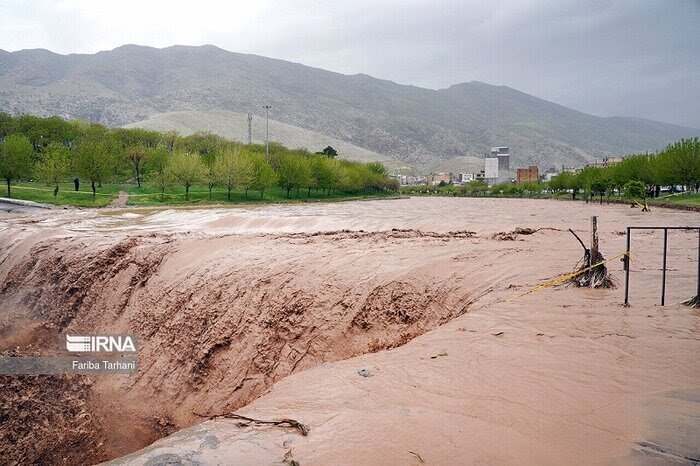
[[623, 226, 700, 306]]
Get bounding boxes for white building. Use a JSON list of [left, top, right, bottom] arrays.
[[485, 146, 510, 185]]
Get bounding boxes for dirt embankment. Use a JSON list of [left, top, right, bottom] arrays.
[[0, 228, 493, 464]]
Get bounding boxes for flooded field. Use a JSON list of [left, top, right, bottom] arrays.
[[1, 197, 698, 465]]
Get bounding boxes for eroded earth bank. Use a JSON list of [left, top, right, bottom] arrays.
[[0, 198, 698, 465]]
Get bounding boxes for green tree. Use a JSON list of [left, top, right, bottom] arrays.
[[0, 134, 33, 197], [276, 154, 311, 198], [177, 132, 225, 156], [576, 166, 603, 202], [74, 126, 118, 201], [233, 150, 257, 199], [624, 180, 646, 201], [166, 152, 206, 200], [320, 146, 338, 158], [308, 156, 331, 196], [663, 138, 700, 191], [146, 146, 170, 201], [202, 152, 218, 200], [466, 180, 489, 195], [125, 146, 147, 187], [35, 143, 69, 199], [590, 179, 609, 204], [250, 154, 276, 199]]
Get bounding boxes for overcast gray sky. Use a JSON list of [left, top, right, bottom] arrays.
[[2, 0, 699, 128]]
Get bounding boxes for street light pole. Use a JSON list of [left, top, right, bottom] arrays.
[[263, 105, 272, 158]]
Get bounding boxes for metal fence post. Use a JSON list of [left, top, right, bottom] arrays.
[[624, 227, 631, 305], [661, 228, 668, 306]]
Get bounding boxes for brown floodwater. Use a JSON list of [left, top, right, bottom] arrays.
[[0, 197, 698, 465]]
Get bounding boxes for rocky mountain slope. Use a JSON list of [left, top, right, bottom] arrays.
[[1, 45, 697, 170]]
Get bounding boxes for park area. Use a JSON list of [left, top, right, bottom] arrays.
[[0, 196, 698, 465]]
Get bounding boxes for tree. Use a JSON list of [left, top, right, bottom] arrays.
[[0, 134, 33, 197], [177, 132, 225, 156], [232, 150, 257, 199], [465, 180, 489, 196], [663, 138, 700, 192], [125, 146, 147, 187], [624, 180, 646, 201], [276, 154, 311, 198], [202, 152, 218, 200], [577, 166, 602, 202], [250, 154, 276, 199], [590, 179, 608, 205], [35, 143, 69, 199], [74, 125, 118, 201], [166, 152, 206, 200], [556, 171, 582, 200], [320, 146, 338, 158], [309, 156, 334, 196], [214, 146, 256, 201], [146, 146, 170, 201]]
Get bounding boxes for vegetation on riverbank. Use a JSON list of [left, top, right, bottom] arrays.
[[400, 137, 699, 208], [0, 114, 397, 206]]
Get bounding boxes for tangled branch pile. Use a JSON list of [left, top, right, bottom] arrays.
[[568, 229, 616, 289], [683, 296, 700, 308]]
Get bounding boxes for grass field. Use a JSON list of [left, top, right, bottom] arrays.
[[4, 182, 393, 207]]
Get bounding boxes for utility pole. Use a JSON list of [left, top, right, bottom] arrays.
[[247, 112, 253, 145], [263, 105, 272, 157]]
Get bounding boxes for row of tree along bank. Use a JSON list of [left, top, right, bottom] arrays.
[[0, 113, 398, 202], [401, 137, 699, 205]]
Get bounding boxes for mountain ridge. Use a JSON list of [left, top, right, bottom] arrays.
[[0, 44, 696, 170]]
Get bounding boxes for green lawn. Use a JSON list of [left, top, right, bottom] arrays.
[[8, 182, 121, 207], [4, 181, 393, 208], [648, 193, 700, 207]]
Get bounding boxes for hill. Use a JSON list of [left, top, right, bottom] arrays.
[[123, 110, 405, 169], [1, 44, 697, 171]]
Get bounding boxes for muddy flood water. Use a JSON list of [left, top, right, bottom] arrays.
[[1, 197, 698, 465]]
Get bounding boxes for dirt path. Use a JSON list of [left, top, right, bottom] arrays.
[[108, 190, 129, 208]]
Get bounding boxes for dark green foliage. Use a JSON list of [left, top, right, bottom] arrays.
[[0, 134, 33, 196]]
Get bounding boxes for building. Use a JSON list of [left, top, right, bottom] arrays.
[[516, 166, 539, 183], [426, 172, 452, 186], [388, 174, 427, 186], [586, 156, 624, 168], [457, 173, 475, 184], [485, 157, 499, 184], [485, 147, 510, 185]]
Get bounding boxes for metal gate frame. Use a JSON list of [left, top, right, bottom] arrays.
[[623, 226, 700, 306]]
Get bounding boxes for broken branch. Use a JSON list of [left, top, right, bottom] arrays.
[[193, 411, 310, 436]]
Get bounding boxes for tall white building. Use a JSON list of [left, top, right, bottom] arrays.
[[485, 146, 510, 185]]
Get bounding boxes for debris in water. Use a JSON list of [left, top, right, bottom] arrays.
[[284, 449, 300, 466], [492, 227, 539, 241], [409, 450, 425, 462], [193, 412, 310, 436], [357, 369, 374, 377], [568, 224, 615, 289], [683, 295, 700, 308]]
